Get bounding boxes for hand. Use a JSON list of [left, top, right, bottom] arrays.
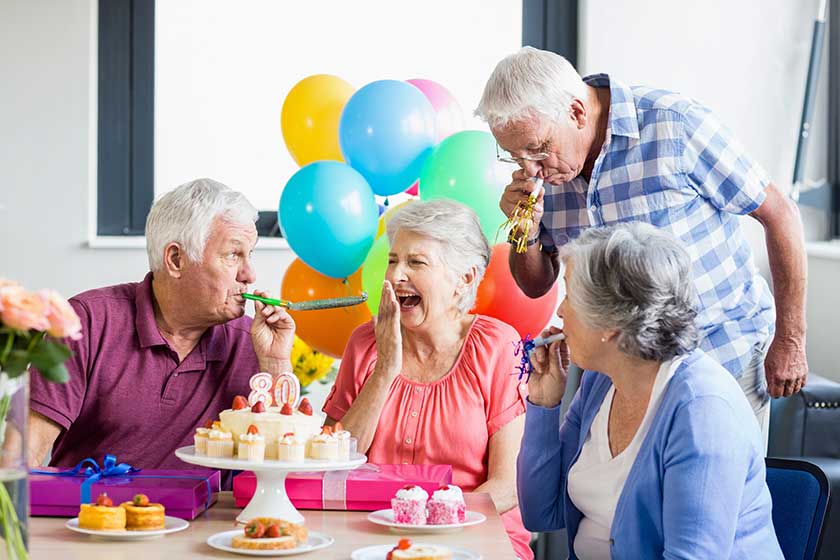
[[249, 289, 296, 374], [764, 335, 808, 397], [373, 281, 402, 379], [528, 326, 570, 408], [499, 169, 545, 240]]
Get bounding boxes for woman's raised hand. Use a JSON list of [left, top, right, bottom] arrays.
[[528, 326, 570, 408], [373, 280, 402, 379]]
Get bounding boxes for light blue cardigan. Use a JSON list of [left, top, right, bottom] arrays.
[[517, 349, 782, 559]]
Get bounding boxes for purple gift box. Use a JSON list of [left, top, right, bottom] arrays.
[[29, 468, 220, 520]]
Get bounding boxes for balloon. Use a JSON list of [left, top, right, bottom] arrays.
[[405, 182, 419, 196], [406, 78, 464, 142], [339, 80, 436, 196], [281, 259, 371, 358], [281, 74, 354, 166], [361, 235, 390, 314], [472, 244, 558, 339], [418, 130, 508, 242], [375, 199, 414, 239], [279, 161, 378, 279]]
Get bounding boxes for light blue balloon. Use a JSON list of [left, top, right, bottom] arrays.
[[279, 161, 378, 279], [339, 80, 436, 197]]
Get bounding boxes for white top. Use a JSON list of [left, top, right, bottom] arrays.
[[567, 356, 683, 560]]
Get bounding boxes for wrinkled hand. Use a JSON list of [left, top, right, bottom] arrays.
[[765, 335, 808, 397], [249, 289, 296, 374], [500, 169, 545, 240], [528, 326, 570, 408], [373, 281, 402, 379]]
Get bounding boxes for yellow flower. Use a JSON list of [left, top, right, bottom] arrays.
[[291, 335, 334, 388]]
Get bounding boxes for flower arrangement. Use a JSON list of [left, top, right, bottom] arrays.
[[290, 335, 336, 392], [0, 279, 79, 559]]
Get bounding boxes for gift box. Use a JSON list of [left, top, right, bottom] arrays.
[[30, 465, 220, 520], [233, 464, 452, 511]]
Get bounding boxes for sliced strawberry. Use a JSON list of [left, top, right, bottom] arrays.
[[132, 494, 150, 507], [298, 399, 313, 416], [244, 520, 265, 538], [95, 493, 113, 507], [247, 424, 259, 435], [280, 403, 293, 415], [203, 419, 214, 429], [440, 485, 449, 491], [251, 401, 266, 413], [320, 425, 333, 435], [265, 523, 281, 538], [397, 538, 412, 550], [282, 432, 295, 438], [402, 484, 416, 491], [232, 395, 249, 410]]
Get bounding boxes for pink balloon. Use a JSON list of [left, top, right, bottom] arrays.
[[406, 79, 464, 142], [406, 182, 419, 196]]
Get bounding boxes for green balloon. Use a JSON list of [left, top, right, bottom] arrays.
[[361, 234, 390, 315], [418, 130, 507, 242]]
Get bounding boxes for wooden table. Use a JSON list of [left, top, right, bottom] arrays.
[[29, 492, 517, 559]]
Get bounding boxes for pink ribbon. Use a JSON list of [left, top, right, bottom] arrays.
[[322, 464, 380, 510]]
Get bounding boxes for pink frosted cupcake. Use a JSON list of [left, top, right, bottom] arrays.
[[427, 484, 466, 524], [391, 484, 428, 525]]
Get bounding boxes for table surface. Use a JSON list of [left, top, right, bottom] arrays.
[[29, 492, 517, 559]]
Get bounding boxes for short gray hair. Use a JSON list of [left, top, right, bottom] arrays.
[[386, 199, 490, 314], [145, 178, 258, 271], [475, 46, 588, 130], [561, 223, 699, 362]]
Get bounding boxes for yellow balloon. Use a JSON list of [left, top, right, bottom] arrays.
[[281, 74, 354, 166], [376, 199, 415, 239]]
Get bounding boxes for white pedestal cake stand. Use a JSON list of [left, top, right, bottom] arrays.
[[175, 445, 367, 524]]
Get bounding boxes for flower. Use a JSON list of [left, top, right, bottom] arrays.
[[0, 286, 50, 332], [290, 335, 335, 388], [41, 290, 82, 340]]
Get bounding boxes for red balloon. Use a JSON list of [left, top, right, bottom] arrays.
[[472, 244, 558, 339]]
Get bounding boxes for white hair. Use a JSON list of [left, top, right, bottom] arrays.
[[145, 178, 258, 271], [560, 222, 699, 362], [386, 199, 490, 314], [475, 46, 588, 130]]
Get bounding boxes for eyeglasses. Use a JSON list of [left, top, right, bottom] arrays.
[[496, 143, 550, 165]]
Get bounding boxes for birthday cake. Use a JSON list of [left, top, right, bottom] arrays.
[[220, 399, 321, 458]]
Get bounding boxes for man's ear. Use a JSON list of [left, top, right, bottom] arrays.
[[569, 98, 587, 130], [162, 242, 185, 279]]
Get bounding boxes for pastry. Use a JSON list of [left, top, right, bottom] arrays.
[[78, 493, 126, 531], [391, 485, 428, 525], [426, 485, 466, 524], [386, 538, 452, 560], [193, 419, 213, 455], [231, 517, 307, 550], [238, 424, 266, 462], [308, 427, 338, 461], [277, 432, 305, 462], [206, 427, 234, 458], [120, 494, 165, 530], [332, 421, 353, 460]]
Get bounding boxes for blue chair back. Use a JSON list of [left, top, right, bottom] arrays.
[[766, 458, 830, 560]]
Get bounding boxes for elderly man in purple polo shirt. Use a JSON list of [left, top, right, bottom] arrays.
[[28, 178, 295, 472]]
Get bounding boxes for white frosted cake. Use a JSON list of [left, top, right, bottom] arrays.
[[220, 406, 321, 458]]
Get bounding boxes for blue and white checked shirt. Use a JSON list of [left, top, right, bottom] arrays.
[[540, 74, 775, 377]]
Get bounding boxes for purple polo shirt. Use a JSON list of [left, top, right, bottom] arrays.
[[30, 272, 259, 472]]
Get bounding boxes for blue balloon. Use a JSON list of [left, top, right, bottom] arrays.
[[279, 161, 378, 278], [339, 80, 436, 196]]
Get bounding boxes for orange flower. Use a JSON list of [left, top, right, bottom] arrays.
[[41, 290, 82, 340], [0, 286, 50, 332]]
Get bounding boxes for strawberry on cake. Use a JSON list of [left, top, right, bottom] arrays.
[[391, 485, 428, 525], [426, 485, 466, 524]]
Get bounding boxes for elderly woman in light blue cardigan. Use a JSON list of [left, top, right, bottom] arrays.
[[518, 222, 781, 559]]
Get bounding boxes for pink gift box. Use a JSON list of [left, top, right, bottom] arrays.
[[233, 464, 452, 511], [30, 468, 220, 520]]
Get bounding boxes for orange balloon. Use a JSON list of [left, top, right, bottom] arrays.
[[281, 258, 371, 358], [472, 244, 558, 339]]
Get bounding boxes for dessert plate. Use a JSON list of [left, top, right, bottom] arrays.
[[367, 509, 487, 532], [351, 543, 481, 560], [65, 515, 189, 539], [207, 529, 333, 556]]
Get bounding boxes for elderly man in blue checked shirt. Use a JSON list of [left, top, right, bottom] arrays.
[[476, 47, 807, 440]]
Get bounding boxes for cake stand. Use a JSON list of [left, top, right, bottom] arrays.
[[175, 445, 366, 524]]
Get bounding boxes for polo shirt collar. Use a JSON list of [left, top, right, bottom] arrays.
[[583, 73, 640, 139]]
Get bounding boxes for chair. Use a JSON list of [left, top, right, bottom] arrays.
[[765, 457, 830, 560]]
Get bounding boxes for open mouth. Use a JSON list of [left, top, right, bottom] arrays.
[[396, 294, 422, 310]]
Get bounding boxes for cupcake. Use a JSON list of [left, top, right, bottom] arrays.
[[332, 422, 354, 461], [427, 484, 466, 524], [206, 428, 234, 458], [391, 485, 428, 525], [308, 427, 338, 461], [78, 493, 126, 531], [277, 432, 305, 462], [238, 425, 266, 462], [194, 426, 210, 455], [120, 494, 165, 530]]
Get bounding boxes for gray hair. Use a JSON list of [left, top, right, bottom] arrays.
[[386, 199, 490, 314], [561, 223, 699, 362], [145, 178, 258, 271], [475, 46, 588, 130]]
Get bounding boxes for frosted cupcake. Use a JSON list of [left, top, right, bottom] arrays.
[[238, 425, 265, 462], [206, 428, 234, 458], [427, 484, 466, 524], [308, 429, 338, 461], [277, 432, 305, 462], [391, 484, 428, 525], [332, 422, 353, 461], [194, 426, 210, 455]]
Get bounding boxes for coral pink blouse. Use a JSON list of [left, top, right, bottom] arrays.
[[323, 315, 533, 559]]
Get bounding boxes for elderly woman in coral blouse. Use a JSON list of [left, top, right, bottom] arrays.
[[323, 199, 532, 559]]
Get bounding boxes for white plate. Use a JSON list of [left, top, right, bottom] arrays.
[[207, 529, 333, 557], [65, 515, 189, 539], [175, 445, 367, 472], [367, 509, 487, 532], [351, 544, 481, 560]]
